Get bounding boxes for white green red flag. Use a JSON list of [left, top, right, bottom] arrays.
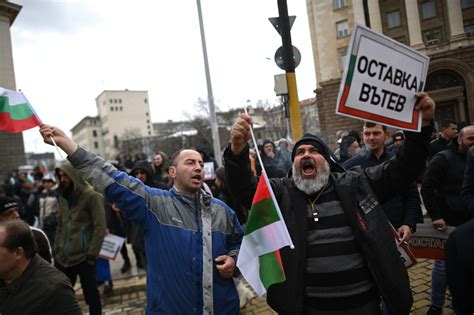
[[237, 172, 294, 296], [0, 87, 41, 133]]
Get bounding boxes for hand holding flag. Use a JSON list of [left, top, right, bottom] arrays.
[[235, 109, 294, 296]]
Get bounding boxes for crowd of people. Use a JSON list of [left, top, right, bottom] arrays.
[[0, 92, 473, 315]]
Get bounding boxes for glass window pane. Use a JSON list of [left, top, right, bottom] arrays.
[[336, 20, 349, 38], [462, 0, 474, 9], [421, 1, 436, 19], [387, 10, 401, 28], [333, 0, 347, 9]]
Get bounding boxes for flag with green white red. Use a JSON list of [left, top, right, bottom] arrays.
[[0, 87, 42, 133], [237, 171, 294, 296]]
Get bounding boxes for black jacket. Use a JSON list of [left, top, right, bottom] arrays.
[[344, 148, 422, 230], [421, 140, 471, 226], [445, 220, 474, 315], [224, 125, 433, 315], [0, 255, 81, 315], [461, 147, 474, 217]]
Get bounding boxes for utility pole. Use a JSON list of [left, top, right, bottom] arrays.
[[196, 0, 222, 166], [277, 0, 303, 140]]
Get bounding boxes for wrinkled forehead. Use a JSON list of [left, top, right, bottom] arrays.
[[177, 150, 203, 164], [295, 144, 322, 154]]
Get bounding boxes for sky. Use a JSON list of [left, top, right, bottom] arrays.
[[8, 0, 316, 154]]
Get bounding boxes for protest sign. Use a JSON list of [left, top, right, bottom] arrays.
[[99, 234, 125, 260], [389, 223, 417, 268], [408, 223, 455, 261], [203, 162, 215, 180], [336, 24, 430, 131]]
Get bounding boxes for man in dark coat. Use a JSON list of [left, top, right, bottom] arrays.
[[421, 126, 474, 315], [224, 93, 435, 314], [0, 220, 81, 315]]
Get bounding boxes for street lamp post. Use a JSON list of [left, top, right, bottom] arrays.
[[196, 0, 222, 167]]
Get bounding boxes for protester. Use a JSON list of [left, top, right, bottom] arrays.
[[38, 174, 59, 247], [443, 145, 474, 315], [0, 220, 81, 315], [344, 122, 422, 243], [54, 161, 106, 315], [224, 93, 435, 314], [338, 135, 360, 163], [421, 125, 474, 315], [257, 139, 286, 178], [39, 125, 244, 314], [152, 151, 171, 187], [0, 196, 52, 263], [277, 138, 292, 172], [429, 119, 457, 158]]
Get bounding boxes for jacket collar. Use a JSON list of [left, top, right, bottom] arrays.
[[1, 255, 39, 296]]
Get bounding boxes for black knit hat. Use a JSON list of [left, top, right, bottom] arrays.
[[0, 196, 19, 215], [291, 133, 331, 162]]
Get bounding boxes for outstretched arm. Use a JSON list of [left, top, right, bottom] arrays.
[[39, 124, 78, 156]]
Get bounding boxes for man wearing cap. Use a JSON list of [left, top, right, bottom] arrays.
[[0, 196, 52, 264], [224, 93, 435, 314]]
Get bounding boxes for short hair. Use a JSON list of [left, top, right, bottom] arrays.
[[440, 119, 457, 129], [170, 149, 184, 166], [0, 220, 37, 259], [363, 121, 387, 132]]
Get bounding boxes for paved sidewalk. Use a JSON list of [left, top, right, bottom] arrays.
[[77, 257, 454, 315]]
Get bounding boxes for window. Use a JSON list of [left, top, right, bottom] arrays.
[[147, 119, 150, 123], [109, 99, 113, 104], [119, 99, 122, 104], [421, 1, 436, 20], [339, 48, 348, 71], [94, 142, 98, 149], [114, 99, 117, 104], [387, 10, 401, 28], [92, 130, 97, 137], [146, 112, 149, 116], [110, 106, 114, 111], [148, 131, 151, 135], [144, 99, 148, 104], [424, 29, 441, 45], [120, 106, 123, 111], [465, 19, 474, 35], [462, 0, 474, 9], [333, 0, 347, 9], [336, 20, 349, 38]]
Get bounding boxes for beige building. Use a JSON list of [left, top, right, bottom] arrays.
[[0, 1, 26, 182], [307, 0, 474, 146], [70, 116, 104, 156], [96, 90, 152, 159]]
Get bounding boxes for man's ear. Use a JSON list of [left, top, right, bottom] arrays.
[[168, 166, 177, 179]]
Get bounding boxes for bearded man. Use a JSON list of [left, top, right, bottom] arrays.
[[224, 93, 435, 315]]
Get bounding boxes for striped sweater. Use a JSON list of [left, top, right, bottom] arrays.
[[304, 184, 376, 310]]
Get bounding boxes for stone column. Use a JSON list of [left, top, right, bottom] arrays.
[[446, 0, 465, 38], [0, 2, 26, 183], [404, 0, 424, 47], [367, 0, 383, 33], [353, 0, 366, 26]]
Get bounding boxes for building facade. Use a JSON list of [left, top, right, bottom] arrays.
[[0, 1, 26, 182], [70, 116, 104, 156], [96, 90, 152, 159], [307, 0, 474, 147]]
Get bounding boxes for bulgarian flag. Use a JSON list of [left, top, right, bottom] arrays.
[[237, 171, 294, 296], [0, 87, 42, 133]]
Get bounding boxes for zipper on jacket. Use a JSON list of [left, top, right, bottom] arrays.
[[63, 200, 73, 258]]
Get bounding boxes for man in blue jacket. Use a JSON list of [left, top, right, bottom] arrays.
[[38, 127, 243, 315]]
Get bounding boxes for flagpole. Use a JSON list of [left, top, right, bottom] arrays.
[[243, 107, 294, 249]]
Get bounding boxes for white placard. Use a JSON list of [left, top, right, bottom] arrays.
[[203, 162, 215, 180], [336, 24, 430, 131], [99, 234, 125, 260]]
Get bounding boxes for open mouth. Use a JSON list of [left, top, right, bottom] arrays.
[[191, 174, 202, 182], [301, 159, 316, 176]]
